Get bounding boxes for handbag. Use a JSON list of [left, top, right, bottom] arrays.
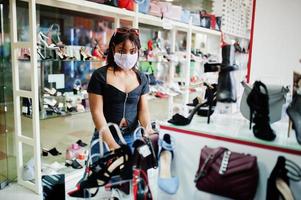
[[164, 5, 182, 21], [104, 0, 118, 6], [181, 9, 191, 24], [199, 10, 211, 29], [136, 0, 150, 14], [118, 0, 134, 11], [194, 146, 259, 200], [240, 81, 289, 123], [132, 126, 158, 170], [149, 1, 171, 18]]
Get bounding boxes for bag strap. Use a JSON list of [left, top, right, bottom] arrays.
[[103, 122, 127, 145], [194, 147, 227, 182], [133, 126, 147, 140], [241, 81, 251, 89], [286, 158, 301, 182]]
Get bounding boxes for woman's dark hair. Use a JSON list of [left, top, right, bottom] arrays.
[[107, 27, 141, 71]]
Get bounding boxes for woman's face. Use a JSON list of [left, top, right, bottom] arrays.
[[114, 39, 137, 55]]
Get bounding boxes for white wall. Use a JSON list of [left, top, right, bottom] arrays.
[[250, 0, 301, 86]]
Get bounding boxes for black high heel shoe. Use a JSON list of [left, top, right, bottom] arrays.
[[68, 145, 132, 198], [247, 81, 276, 141], [168, 101, 207, 126], [286, 94, 301, 145], [187, 83, 217, 107], [266, 156, 301, 200], [197, 83, 217, 124]]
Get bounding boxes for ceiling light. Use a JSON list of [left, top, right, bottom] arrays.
[[165, 0, 174, 2]]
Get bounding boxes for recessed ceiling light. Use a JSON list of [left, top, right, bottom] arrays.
[[165, 0, 174, 2]]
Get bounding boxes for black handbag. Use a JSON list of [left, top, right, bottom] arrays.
[[132, 126, 158, 170]]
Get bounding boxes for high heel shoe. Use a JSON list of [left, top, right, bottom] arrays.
[[196, 83, 217, 124], [68, 144, 132, 198], [186, 83, 217, 107], [39, 32, 60, 50], [55, 48, 76, 60], [157, 134, 179, 195], [247, 81, 276, 141], [266, 156, 301, 200], [168, 101, 207, 126], [80, 47, 93, 61], [286, 94, 301, 145]]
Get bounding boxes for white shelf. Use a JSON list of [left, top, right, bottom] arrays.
[[191, 25, 221, 36], [35, 0, 135, 20], [224, 31, 250, 40], [31, 0, 222, 37], [138, 13, 221, 36]]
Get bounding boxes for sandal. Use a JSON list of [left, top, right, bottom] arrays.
[[42, 147, 62, 156], [65, 159, 83, 169], [68, 145, 132, 198]]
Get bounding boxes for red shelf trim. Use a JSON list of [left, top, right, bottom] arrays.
[[160, 125, 301, 156]]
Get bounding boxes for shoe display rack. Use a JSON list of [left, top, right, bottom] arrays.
[[9, 0, 254, 195], [20, 60, 95, 120], [160, 113, 301, 199]]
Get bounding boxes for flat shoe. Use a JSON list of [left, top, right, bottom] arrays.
[[48, 148, 62, 156], [65, 159, 83, 169], [76, 140, 87, 147]]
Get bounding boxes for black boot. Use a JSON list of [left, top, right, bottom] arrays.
[[216, 45, 237, 103], [286, 94, 301, 145], [247, 81, 276, 141]]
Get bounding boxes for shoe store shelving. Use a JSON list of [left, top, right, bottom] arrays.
[[31, 0, 224, 115], [10, 0, 249, 194]]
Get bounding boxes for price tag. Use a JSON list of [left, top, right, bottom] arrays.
[[138, 145, 151, 158], [22, 106, 28, 114]]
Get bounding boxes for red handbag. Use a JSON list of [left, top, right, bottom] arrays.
[[118, 0, 134, 11], [194, 146, 259, 200]]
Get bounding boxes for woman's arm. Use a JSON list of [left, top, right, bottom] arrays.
[[89, 93, 120, 150], [138, 94, 153, 136]]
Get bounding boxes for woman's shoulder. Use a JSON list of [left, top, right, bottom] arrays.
[[94, 65, 108, 74], [136, 69, 147, 81], [91, 65, 108, 81]]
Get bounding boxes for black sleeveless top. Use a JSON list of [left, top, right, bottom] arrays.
[[87, 66, 149, 135]]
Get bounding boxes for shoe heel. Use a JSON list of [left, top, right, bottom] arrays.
[[288, 120, 292, 137], [249, 108, 253, 130], [207, 97, 213, 124]]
